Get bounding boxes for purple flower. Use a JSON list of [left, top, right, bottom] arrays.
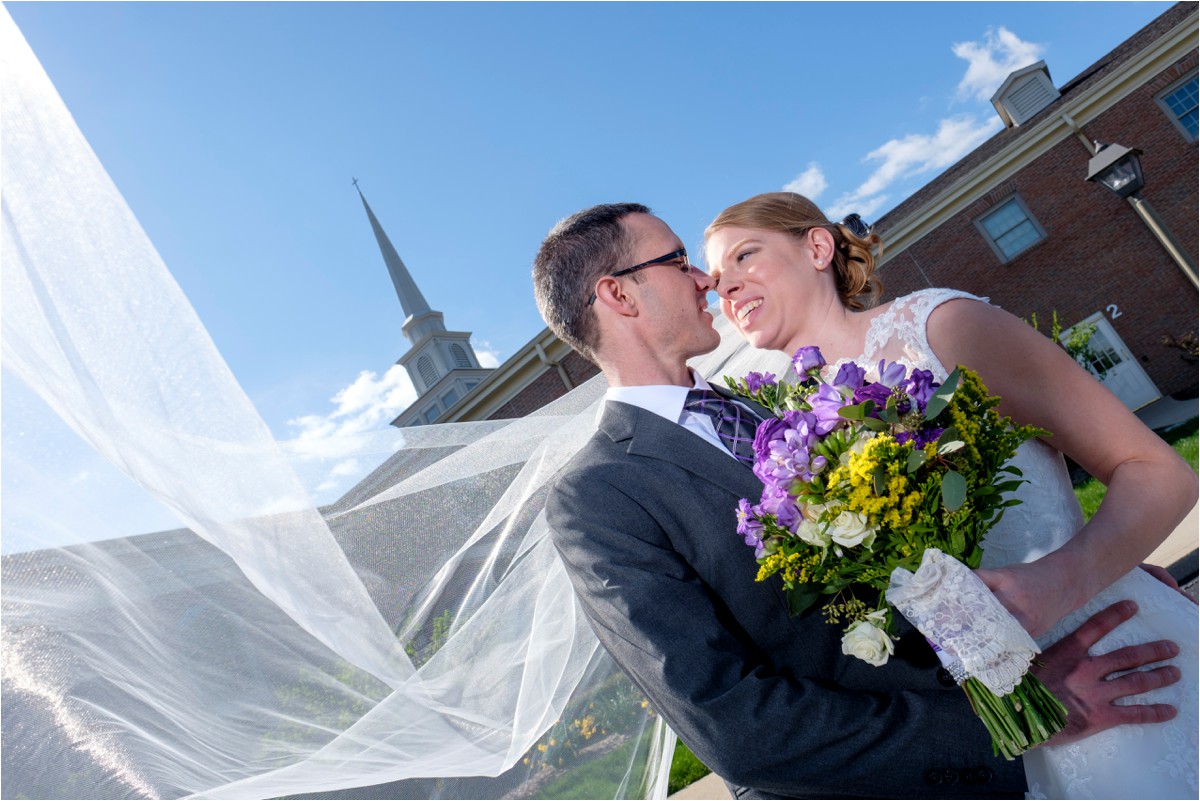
[[877, 360, 907, 388], [830, 362, 866, 393], [853, 381, 892, 408], [736, 498, 766, 554], [808, 382, 850, 435], [792, 346, 826, 377], [753, 415, 793, 466], [852, 360, 909, 411], [745, 371, 777, 394], [896, 426, 944, 449], [758, 486, 803, 534], [752, 409, 828, 490], [901, 369, 937, 413]]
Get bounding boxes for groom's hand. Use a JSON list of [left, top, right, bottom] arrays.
[[1032, 599, 1181, 745]]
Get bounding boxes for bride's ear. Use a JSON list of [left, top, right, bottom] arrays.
[[808, 227, 836, 272]]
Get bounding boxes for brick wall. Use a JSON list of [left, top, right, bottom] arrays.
[[880, 54, 1198, 398], [488, 351, 600, 419]]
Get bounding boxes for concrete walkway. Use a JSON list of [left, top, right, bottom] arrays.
[[670, 399, 1198, 801], [669, 772, 731, 800]]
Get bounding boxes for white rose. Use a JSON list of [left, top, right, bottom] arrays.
[[841, 612, 894, 666], [839, 433, 873, 466], [827, 510, 877, 549], [801, 500, 833, 522], [795, 518, 831, 547]]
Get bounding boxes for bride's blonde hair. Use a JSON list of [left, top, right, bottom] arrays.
[[705, 192, 884, 310]]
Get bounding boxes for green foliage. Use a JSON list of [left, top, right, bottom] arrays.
[[404, 608, 454, 668], [518, 671, 656, 793], [668, 740, 712, 796], [255, 659, 390, 766], [1172, 426, 1198, 469], [1027, 310, 1105, 378], [750, 366, 1044, 625], [534, 735, 647, 800], [724, 372, 807, 411]]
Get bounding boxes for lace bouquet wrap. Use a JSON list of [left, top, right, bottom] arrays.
[[727, 347, 1068, 759]]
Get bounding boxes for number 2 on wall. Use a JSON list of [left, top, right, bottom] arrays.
[[1106, 304, 1122, 319]]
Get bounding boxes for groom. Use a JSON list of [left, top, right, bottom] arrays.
[[532, 203, 1182, 799]]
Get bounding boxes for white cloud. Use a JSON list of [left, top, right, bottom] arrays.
[[800, 26, 1041, 220], [953, 27, 1045, 102], [287, 364, 417, 459], [826, 114, 1000, 220], [329, 458, 362, 478], [783, 163, 828, 199], [826, 193, 891, 223], [473, 340, 502, 368]]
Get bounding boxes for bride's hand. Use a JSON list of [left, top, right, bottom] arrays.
[[975, 562, 1076, 639]]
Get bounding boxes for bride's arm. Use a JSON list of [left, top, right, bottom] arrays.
[[926, 299, 1197, 638]]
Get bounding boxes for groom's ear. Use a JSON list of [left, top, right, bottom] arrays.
[[593, 276, 640, 318]]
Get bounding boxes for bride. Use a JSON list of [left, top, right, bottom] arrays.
[[704, 191, 1198, 799]]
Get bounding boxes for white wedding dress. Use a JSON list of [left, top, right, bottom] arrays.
[[836, 288, 1198, 799]]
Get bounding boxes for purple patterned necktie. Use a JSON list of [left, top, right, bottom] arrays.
[[684, 389, 761, 466]]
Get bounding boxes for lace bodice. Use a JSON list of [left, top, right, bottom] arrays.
[[832, 289, 1084, 571]]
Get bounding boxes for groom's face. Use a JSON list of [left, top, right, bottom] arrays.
[[619, 213, 720, 362]]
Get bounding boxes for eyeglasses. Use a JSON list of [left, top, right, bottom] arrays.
[[586, 248, 692, 306]]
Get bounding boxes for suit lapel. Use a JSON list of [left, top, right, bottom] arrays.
[[600, 400, 763, 502]]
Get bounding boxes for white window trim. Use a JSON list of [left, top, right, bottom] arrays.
[[1154, 69, 1199, 143], [972, 194, 1047, 264]]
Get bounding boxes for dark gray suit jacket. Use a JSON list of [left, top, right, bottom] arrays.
[[547, 397, 1026, 799]]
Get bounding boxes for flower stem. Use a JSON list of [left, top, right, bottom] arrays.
[[962, 674, 1068, 760]]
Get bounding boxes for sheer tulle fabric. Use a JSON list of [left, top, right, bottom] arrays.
[[0, 9, 785, 799]]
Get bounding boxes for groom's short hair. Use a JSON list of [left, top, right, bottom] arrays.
[[532, 202, 650, 362]]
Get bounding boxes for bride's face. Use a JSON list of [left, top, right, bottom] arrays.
[[706, 225, 830, 353]]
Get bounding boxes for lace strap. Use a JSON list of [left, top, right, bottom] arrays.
[[858, 289, 989, 380]]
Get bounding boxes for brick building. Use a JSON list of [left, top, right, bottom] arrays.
[[872, 1, 1198, 407]]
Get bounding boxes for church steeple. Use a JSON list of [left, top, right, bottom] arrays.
[[354, 182, 495, 427], [357, 185, 438, 331]]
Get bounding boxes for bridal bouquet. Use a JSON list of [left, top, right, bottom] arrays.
[[726, 347, 1068, 760]]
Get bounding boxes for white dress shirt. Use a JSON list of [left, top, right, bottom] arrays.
[[604, 370, 738, 460]]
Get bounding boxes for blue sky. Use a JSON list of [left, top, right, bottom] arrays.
[[2, 1, 1176, 548]]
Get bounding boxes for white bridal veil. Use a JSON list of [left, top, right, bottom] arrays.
[[1, 8, 776, 800]]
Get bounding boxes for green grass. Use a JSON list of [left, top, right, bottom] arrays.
[[534, 735, 645, 800], [668, 739, 712, 795], [1074, 417, 1198, 520]]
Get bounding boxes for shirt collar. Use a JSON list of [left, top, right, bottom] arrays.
[[603, 369, 712, 424]]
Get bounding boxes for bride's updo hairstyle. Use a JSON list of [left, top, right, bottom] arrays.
[[705, 191, 883, 310]]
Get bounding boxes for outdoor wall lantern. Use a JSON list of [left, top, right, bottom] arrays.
[[1085, 142, 1146, 199], [1085, 139, 1197, 288]]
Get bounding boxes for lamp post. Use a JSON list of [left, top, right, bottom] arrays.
[[1085, 141, 1198, 289]]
